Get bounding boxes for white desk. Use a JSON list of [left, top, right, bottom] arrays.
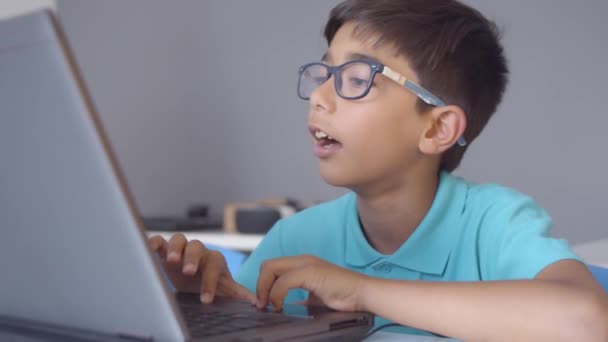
[[573, 239, 608, 268], [146, 231, 263, 252]]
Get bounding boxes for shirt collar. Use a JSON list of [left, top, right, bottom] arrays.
[[345, 171, 468, 275]]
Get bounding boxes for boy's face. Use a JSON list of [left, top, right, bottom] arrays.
[[308, 22, 430, 190]]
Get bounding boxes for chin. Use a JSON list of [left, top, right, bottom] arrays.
[[319, 163, 358, 189]]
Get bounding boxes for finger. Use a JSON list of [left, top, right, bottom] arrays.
[[217, 277, 257, 305], [182, 240, 206, 275], [167, 233, 187, 263], [256, 255, 318, 309], [305, 293, 325, 307], [268, 267, 312, 311], [148, 235, 168, 258], [199, 251, 227, 303]]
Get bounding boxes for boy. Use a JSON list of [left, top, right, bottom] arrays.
[[149, 0, 608, 339]]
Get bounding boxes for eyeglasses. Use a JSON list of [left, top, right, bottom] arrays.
[[297, 59, 466, 146]]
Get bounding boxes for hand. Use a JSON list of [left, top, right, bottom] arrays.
[[148, 233, 256, 305], [255, 255, 369, 312]]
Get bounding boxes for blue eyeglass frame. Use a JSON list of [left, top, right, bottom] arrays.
[[297, 59, 467, 147]]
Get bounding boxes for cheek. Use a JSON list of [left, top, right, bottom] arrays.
[[348, 103, 413, 148], [341, 114, 398, 170], [347, 102, 424, 169]]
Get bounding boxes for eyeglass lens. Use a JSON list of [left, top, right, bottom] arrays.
[[298, 62, 373, 100]]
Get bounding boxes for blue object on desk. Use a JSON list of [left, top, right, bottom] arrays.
[[588, 265, 608, 292], [205, 244, 247, 275]]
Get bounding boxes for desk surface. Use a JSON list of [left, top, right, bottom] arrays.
[[573, 239, 608, 267], [147, 230, 264, 252]]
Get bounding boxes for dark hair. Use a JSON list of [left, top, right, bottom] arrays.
[[325, 0, 509, 172]]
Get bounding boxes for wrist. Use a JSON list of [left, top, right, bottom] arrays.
[[356, 275, 377, 312]]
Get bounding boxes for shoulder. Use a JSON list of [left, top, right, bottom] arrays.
[[466, 179, 533, 205], [454, 178, 580, 280], [463, 180, 550, 225], [460, 178, 558, 260], [437, 172, 547, 229], [447, 174, 555, 256]]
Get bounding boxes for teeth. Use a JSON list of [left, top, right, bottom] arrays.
[[314, 130, 329, 140]]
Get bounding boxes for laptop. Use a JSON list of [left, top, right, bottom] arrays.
[[0, 9, 373, 341]]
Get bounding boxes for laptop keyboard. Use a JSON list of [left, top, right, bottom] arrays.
[[180, 302, 294, 338]]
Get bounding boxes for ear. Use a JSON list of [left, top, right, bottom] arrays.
[[418, 105, 467, 155]]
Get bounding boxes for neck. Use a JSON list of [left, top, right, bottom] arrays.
[[355, 168, 440, 255]]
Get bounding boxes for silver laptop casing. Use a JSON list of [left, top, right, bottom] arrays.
[[0, 10, 187, 341]]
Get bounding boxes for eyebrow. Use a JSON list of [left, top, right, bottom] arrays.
[[321, 51, 383, 65]]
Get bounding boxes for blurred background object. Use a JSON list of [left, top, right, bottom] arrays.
[[224, 198, 304, 234], [143, 203, 221, 231]]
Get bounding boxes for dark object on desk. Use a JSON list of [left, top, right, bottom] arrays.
[[144, 203, 220, 231], [224, 198, 305, 234], [186, 203, 209, 219], [235, 206, 283, 234], [142, 217, 221, 231]]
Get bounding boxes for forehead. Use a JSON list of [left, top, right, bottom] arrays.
[[324, 22, 417, 79], [324, 22, 381, 60]]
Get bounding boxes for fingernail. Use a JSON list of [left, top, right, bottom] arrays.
[[182, 264, 195, 274], [168, 252, 179, 262], [201, 292, 212, 303]]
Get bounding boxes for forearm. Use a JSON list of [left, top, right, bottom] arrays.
[[360, 278, 608, 341]]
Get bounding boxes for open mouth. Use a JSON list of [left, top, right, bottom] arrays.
[[311, 128, 343, 152]]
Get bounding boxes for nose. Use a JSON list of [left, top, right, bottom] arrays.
[[309, 74, 337, 115]]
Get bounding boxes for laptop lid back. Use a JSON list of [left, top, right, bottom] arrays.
[[0, 10, 186, 340]]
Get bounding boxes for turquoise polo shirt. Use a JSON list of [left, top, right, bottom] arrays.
[[234, 171, 581, 336]]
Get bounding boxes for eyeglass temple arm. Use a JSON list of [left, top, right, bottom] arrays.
[[381, 68, 467, 147], [404, 81, 468, 147]]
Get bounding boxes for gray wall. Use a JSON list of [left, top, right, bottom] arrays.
[[56, 0, 607, 243]]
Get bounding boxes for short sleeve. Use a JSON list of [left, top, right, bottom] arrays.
[[478, 190, 582, 281], [234, 220, 285, 292]]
